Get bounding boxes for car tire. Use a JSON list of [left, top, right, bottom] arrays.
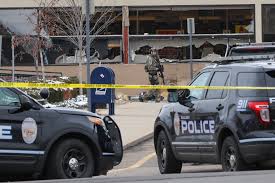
[[46, 138, 95, 179], [221, 136, 246, 171], [156, 130, 182, 174]]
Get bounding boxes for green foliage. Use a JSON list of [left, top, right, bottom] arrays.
[[23, 76, 81, 103], [66, 76, 81, 98], [48, 88, 64, 103]]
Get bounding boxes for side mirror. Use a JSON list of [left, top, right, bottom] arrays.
[[167, 89, 178, 103], [167, 89, 177, 93], [177, 89, 193, 107], [40, 88, 49, 99], [20, 95, 33, 111]]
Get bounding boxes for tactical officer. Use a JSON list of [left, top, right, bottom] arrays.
[[145, 48, 164, 85], [144, 48, 164, 102]]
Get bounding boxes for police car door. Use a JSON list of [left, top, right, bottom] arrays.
[[196, 70, 230, 163], [0, 88, 41, 158], [173, 71, 212, 162]]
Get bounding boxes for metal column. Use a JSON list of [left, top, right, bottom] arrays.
[[122, 6, 129, 64], [85, 0, 92, 111]]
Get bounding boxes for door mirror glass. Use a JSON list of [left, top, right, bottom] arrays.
[[167, 89, 178, 103], [20, 95, 33, 111], [40, 88, 49, 99]]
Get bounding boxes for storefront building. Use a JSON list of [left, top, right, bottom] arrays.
[[0, 0, 274, 66]]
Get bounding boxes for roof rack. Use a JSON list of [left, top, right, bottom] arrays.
[[177, 54, 275, 64], [213, 54, 275, 64], [235, 42, 275, 46]]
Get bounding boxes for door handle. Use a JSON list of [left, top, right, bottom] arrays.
[[216, 104, 224, 111], [188, 107, 195, 112]]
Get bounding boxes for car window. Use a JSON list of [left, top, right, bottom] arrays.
[[206, 71, 229, 99], [221, 78, 229, 99], [0, 88, 21, 107], [265, 70, 275, 97], [238, 72, 267, 97], [189, 72, 211, 100]]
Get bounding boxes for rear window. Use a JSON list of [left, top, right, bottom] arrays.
[[238, 71, 275, 97], [237, 72, 267, 97], [230, 47, 275, 56], [265, 71, 275, 96]]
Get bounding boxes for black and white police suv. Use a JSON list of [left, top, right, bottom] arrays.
[[0, 83, 123, 179], [154, 56, 275, 173]]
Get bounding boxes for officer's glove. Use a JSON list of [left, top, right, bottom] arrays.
[[159, 65, 164, 72], [145, 66, 149, 72]]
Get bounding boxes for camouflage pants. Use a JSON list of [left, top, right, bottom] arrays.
[[150, 89, 161, 102], [148, 73, 159, 85]]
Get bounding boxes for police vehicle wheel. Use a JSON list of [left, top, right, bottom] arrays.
[[157, 131, 182, 174], [221, 136, 246, 171], [47, 138, 94, 179]]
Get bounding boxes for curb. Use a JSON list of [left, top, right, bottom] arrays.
[[123, 132, 154, 150]]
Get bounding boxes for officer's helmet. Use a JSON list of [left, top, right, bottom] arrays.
[[150, 48, 158, 55]]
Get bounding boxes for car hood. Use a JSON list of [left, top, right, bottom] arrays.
[[51, 107, 101, 118]]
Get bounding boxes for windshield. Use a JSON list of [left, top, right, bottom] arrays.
[[230, 47, 275, 56]]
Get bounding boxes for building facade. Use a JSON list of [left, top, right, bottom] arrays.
[[0, 0, 274, 66]]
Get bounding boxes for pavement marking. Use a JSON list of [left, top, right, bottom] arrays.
[[110, 152, 156, 173]]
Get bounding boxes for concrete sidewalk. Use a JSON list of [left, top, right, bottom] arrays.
[[98, 102, 165, 149]]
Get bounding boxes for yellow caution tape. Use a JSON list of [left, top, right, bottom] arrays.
[[0, 82, 275, 90]]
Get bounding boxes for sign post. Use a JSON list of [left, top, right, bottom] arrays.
[[122, 6, 129, 64], [187, 18, 195, 80], [11, 36, 15, 82], [0, 35, 2, 67], [84, 0, 94, 111]]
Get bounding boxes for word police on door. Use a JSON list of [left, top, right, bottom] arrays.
[[181, 120, 215, 134]]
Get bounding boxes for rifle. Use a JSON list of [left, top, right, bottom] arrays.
[[158, 65, 165, 85]]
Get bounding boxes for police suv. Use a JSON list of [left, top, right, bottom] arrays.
[[154, 56, 275, 173], [0, 83, 123, 179]]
